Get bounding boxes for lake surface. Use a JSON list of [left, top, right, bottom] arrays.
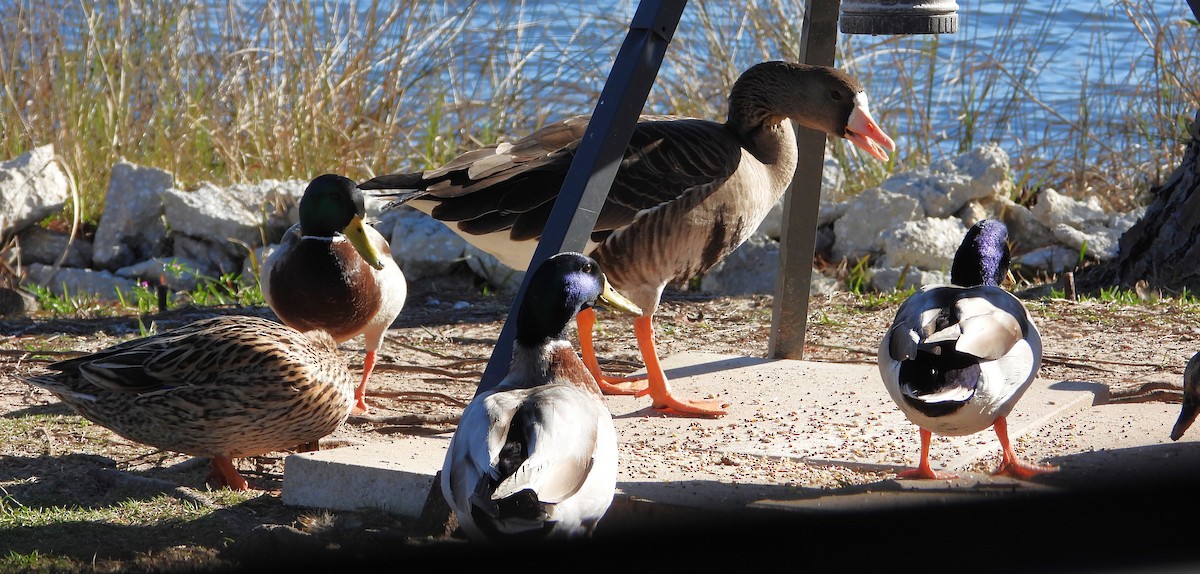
[[388, 0, 1196, 174]]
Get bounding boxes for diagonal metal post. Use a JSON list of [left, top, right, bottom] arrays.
[[477, 0, 687, 394], [768, 0, 841, 360]]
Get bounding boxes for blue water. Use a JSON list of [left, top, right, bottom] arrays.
[[363, 0, 1196, 187], [38, 0, 1199, 188]]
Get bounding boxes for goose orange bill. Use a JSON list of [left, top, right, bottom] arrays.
[[845, 93, 896, 162]]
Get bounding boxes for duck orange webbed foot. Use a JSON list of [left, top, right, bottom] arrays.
[[206, 457, 251, 491], [597, 377, 649, 395], [896, 466, 958, 480], [991, 459, 1057, 480]]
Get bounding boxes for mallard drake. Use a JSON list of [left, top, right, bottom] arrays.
[[21, 315, 356, 491], [360, 61, 894, 417], [261, 173, 407, 414], [878, 219, 1056, 480], [1170, 352, 1200, 440], [441, 252, 642, 543]]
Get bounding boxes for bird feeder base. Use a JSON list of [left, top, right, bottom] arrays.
[[839, 0, 959, 35]]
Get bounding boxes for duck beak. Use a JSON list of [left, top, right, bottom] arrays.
[[598, 276, 642, 316], [342, 215, 387, 270], [845, 94, 895, 162]]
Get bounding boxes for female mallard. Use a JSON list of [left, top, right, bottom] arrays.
[[261, 174, 407, 414], [360, 61, 894, 417], [1170, 352, 1200, 440], [21, 315, 356, 491], [878, 219, 1056, 480], [441, 252, 642, 543]]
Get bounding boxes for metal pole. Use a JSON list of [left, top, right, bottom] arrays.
[[477, 0, 686, 394], [768, 0, 841, 360]]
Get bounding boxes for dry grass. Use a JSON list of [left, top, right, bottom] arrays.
[[0, 0, 1195, 229]]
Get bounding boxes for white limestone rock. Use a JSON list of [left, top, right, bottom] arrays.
[[870, 266, 950, 293], [464, 244, 525, 293], [25, 263, 140, 302], [756, 156, 846, 240], [831, 187, 922, 263], [162, 180, 303, 275], [879, 217, 969, 272], [1016, 245, 1081, 274], [91, 161, 172, 270], [0, 145, 70, 238], [16, 227, 92, 268], [378, 207, 469, 281], [1030, 188, 1109, 230], [115, 258, 205, 292], [879, 143, 1011, 218]]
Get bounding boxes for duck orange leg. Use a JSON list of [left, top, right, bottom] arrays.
[[898, 428, 956, 480], [207, 456, 250, 491], [631, 315, 728, 417], [990, 416, 1058, 479], [576, 307, 648, 395], [352, 350, 377, 414]]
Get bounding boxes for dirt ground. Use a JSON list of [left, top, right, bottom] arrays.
[[2, 266, 1198, 571]]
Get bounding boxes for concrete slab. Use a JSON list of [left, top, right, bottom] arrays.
[[283, 435, 450, 517], [603, 352, 1097, 471], [282, 352, 1099, 520]]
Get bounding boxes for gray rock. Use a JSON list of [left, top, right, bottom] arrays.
[[162, 180, 300, 275], [870, 266, 950, 292], [1030, 188, 1109, 230], [701, 234, 779, 295], [380, 208, 469, 280], [16, 227, 92, 268], [879, 143, 1011, 218], [831, 187, 922, 262], [242, 246, 272, 285], [975, 196, 1056, 251], [0, 286, 37, 317], [0, 145, 70, 238], [1050, 223, 1122, 262], [756, 157, 845, 240], [1016, 245, 1081, 274], [26, 263, 140, 302], [879, 217, 968, 272], [91, 161, 172, 270], [115, 258, 205, 292], [464, 245, 525, 293]]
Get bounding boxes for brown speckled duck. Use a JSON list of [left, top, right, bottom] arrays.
[[21, 315, 356, 491], [261, 174, 407, 414], [360, 61, 894, 417]]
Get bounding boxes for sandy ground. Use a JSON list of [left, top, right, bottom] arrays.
[[2, 269, 1199, 569]]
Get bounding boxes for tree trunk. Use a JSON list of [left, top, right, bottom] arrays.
[[1077, 111, 1200, 293]]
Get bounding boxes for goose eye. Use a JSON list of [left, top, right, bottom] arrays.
[[830, 90, 843, 101]]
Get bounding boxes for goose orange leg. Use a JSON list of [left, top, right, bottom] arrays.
[[576, 307, 648, 395], [207, 457, 250, 491], [898, 428, 956, 480], [990, 416, 1058, 479], [631, 315, 728, 417]]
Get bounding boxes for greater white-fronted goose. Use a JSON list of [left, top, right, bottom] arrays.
[[361, 61, 894, 417]]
